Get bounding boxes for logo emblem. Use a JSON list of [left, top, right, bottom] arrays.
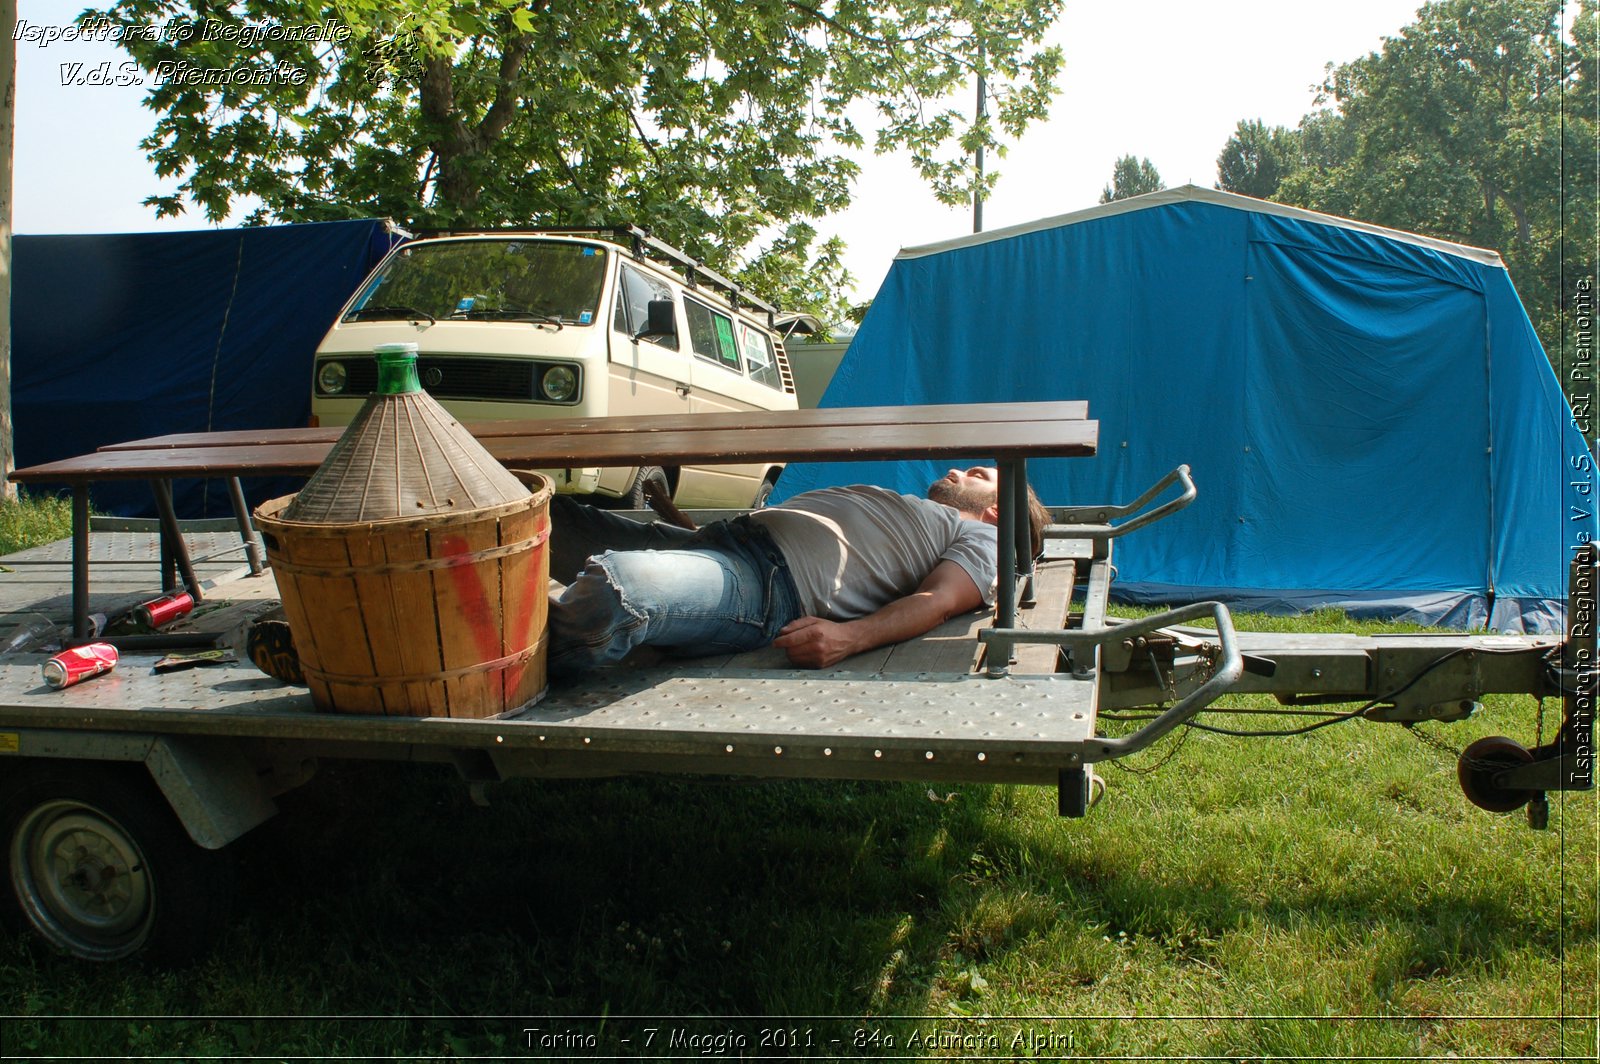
[[423, 367, 443, 388]]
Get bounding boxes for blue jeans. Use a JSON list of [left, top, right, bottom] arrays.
[[546, 497, 803, 675]]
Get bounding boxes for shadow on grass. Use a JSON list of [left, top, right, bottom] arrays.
[[1, 756, 1579, 1058], [233, 761, 1558, 1003]]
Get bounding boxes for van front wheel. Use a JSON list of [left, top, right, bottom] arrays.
[[752, 476, 779, 509], [596, 466, 670, 510]]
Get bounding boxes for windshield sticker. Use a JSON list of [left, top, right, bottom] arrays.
[[579, 311, 593, 324], [455, 297, 475, 312], [582, 247, 596, 256]]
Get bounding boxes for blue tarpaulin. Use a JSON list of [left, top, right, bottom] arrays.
[[12, 219, 400, 518], [777, 186, 1595, 633]]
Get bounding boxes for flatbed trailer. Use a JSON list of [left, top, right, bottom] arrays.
[[0, 404, 1591, 963]]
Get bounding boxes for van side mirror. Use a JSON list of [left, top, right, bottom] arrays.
[[635, 299, 678, 342]]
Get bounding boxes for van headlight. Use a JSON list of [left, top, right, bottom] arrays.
[[317, 361, 348, 395], [540, 365, 578, 402]]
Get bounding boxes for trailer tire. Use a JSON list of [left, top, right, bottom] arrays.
[[0, 762, 233, 965], [1456, 735, 1536, 813]]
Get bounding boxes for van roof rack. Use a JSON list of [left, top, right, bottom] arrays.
[[411, 224, 784, 326]]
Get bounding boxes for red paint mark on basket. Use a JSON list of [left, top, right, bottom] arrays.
[[437, 533, 500, 668]]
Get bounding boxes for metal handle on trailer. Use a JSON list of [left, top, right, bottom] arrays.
[[982, 600, 1244, 759], [1047, 463, 1198, 546], [988, 464, 1201, 676]]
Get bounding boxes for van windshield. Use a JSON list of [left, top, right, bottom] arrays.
[[344, 240, 608, 325]]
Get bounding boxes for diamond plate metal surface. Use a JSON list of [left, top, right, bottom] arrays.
[[523, 669, 1097, 745], [0, 657, 1100, 772]]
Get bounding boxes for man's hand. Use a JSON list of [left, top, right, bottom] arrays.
[[773, 616, 858, 669], [771, 560, 986, 669]]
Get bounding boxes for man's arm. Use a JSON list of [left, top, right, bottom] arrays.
[[772, 560, 986, 669]]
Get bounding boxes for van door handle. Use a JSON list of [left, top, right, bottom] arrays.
[[675, 383, 691, 397]]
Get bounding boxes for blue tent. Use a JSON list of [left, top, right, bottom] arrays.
[[13, 219, 402, 518], [778, 186, 1594, 633]]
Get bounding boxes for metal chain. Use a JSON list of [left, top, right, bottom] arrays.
[[1107, 642, 1216, 778], [1411, 697, 1552, 769], [1407, 722, 1464, 761], [1105, 715, 1194, 776]]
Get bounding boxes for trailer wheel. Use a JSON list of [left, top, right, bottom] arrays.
[[0, 763, 232, 964], [1457, 735, 1536, 813]]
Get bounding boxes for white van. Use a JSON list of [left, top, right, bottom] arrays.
[[310, 227, 813, 508]]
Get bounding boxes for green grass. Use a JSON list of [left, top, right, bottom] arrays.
[[0, 492, 74, 557], [0, 610, 1595, 1061]]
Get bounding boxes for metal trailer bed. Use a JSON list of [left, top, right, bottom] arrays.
[[0, 404, 1591, 963]]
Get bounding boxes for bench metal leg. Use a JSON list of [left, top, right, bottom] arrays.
[[988, 458, 1039, 677], [158, 507, 177, 593], [225, 477, 264, 575], [1006, 456, 1037, 607], [990, 464, 1019, 677], [72, 485, 90, 640], [151, 479, 203, 603]]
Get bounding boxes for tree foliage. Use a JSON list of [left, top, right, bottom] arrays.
[[1215, 119, 1298, 200], [1220, 0, 1597, 363], [87, 0, 1064, 323], [1099, 154, 1163, 203]]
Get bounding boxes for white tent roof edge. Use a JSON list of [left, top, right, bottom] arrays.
[[894, 184, 1507, 269]]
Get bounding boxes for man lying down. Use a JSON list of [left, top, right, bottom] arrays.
[[546, 469, 1051, 675]]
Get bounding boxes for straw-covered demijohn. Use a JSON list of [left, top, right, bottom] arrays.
[[255, 343, 551, 718], [283, 343, 530, 521]]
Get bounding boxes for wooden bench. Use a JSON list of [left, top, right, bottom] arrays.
[[10, 403, 1098, 645]]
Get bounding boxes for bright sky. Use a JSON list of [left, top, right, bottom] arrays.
[[13, 0, 1431, 301]]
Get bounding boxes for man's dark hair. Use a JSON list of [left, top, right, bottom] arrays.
[[1026, 487, 1051, 560]]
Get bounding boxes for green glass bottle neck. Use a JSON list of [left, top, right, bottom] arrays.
[[374, 350, 421, 395]]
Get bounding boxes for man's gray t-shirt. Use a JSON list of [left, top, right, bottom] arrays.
[[748, 485, 997, 620]]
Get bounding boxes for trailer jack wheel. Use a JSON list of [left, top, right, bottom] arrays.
[[1457, 735, 1536, 813], [0, 762, 233, 964]]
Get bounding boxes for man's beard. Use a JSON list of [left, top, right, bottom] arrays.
[[927, 477, 993, 515]]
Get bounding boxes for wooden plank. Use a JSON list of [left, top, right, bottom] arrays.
[[716, 641, 896, 674], [276, 535, 377, 714], [1009, 559, 1078, 675], [494, 501, 550, 710], [875, 610, 988, 674], [13, 419, 1097, 485], [101, 401, 1090, 451], [382, 525, 448, 714], [345, 531, 410, 716]]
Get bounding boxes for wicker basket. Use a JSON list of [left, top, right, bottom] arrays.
[[255, 472, 552, 717]]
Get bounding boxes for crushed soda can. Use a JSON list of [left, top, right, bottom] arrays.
[[135, 592, 194, 629], [42, 643, 119, 690]]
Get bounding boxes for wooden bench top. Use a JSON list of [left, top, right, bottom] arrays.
[[13, 412, 1098, 485], [98, 401, 1089, 451]]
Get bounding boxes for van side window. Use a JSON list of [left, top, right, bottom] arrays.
[[684, 298, 742, 372], [615, 265, 678, 350], [739, 325, 783, 390]]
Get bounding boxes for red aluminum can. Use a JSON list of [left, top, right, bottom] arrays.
[[135, 592, 195, 628], [42, 643, 119, 690]]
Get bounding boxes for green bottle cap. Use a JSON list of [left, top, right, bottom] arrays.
[[373, 343, 422, 395]]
